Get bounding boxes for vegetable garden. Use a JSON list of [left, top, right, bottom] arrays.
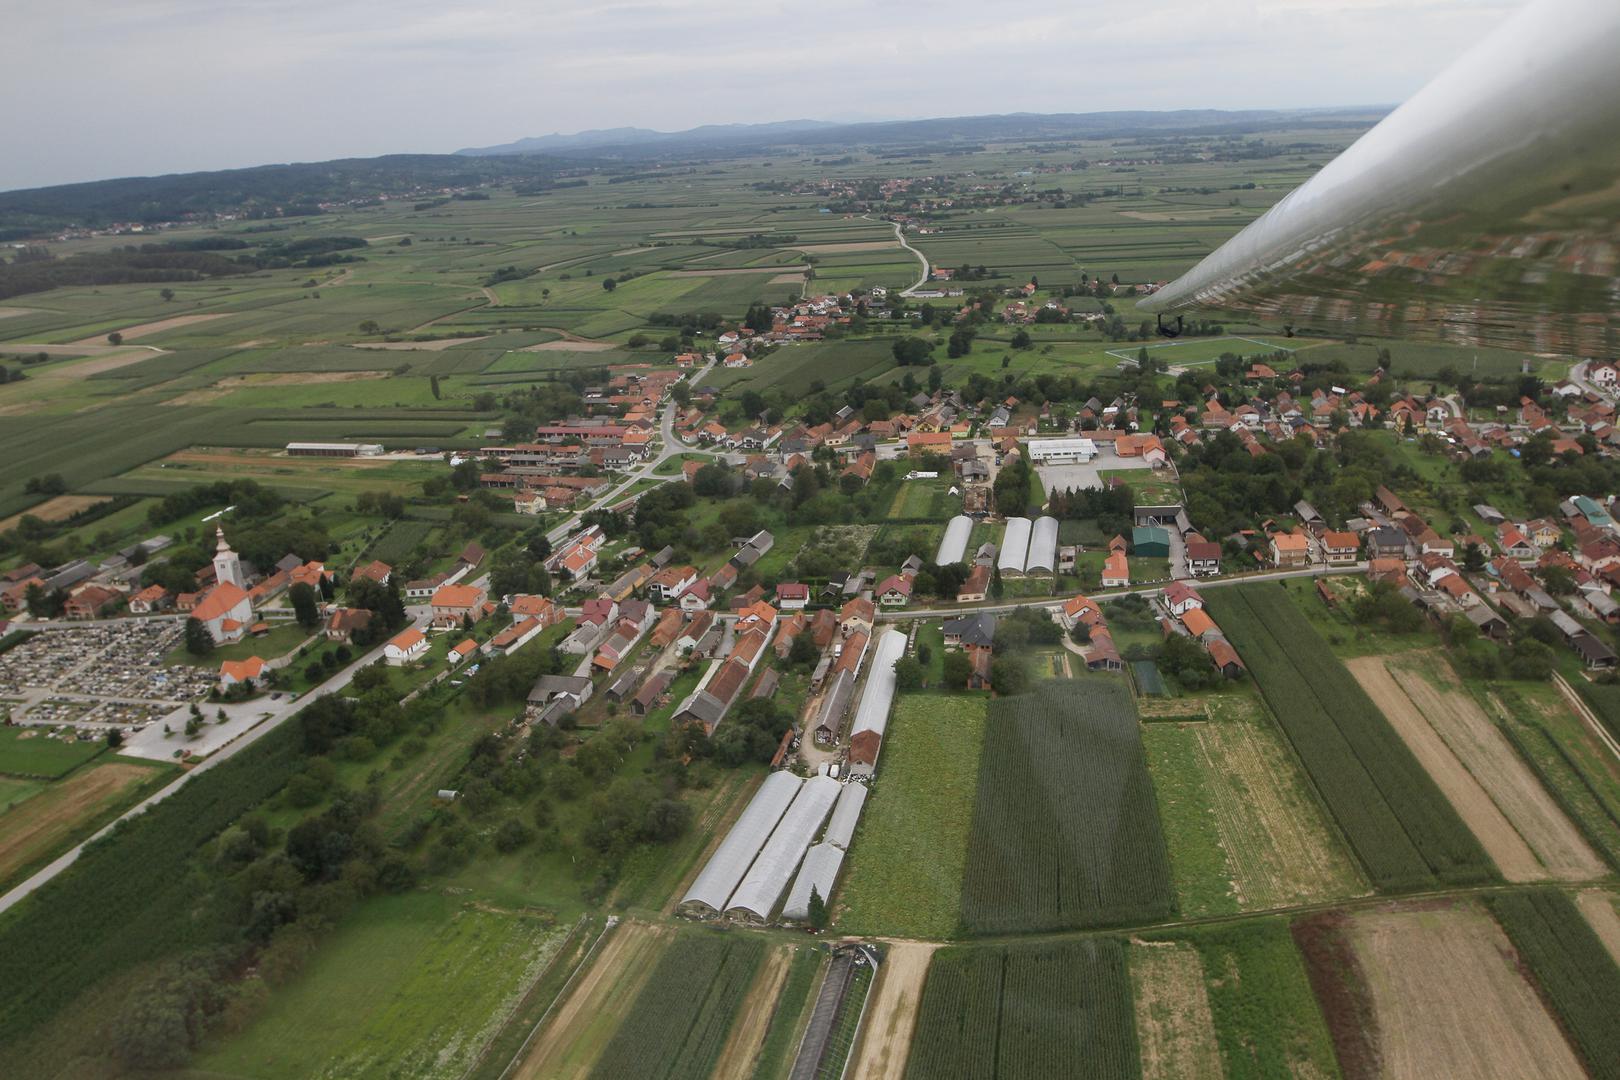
[[1205, 585, 1495, 891], [959, 679, 1175, 934], [903, 939, 1139, 1080]]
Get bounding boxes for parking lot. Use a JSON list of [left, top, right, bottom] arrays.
[[1034, 449, 1156, 494]]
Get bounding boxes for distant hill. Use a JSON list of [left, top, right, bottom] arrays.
[[457, 108, 1386, 159]]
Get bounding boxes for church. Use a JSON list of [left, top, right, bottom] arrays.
[[191, 527, 254, 644]]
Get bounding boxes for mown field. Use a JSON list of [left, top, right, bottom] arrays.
[[838, 694, 986, 938], [0, 726, 105, 779], [959, 679, 1174, 934], [1205, 585, 1496, 892], [903, 939, 1139, 1080]]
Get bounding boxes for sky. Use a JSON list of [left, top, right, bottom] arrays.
[[2, 0, 1524, 192]]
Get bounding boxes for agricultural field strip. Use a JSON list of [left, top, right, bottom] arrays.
[[1128, 940, 1225, 1080], [1205, 586, 1494, 890]]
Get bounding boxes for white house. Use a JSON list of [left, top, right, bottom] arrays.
[[384, 627, 429, 666]]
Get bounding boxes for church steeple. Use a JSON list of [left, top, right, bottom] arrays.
[[213, 526, 243, 588]]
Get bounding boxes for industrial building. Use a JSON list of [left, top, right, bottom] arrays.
[[285, 442, 384, 457], [1025, 438, 1097, 464]]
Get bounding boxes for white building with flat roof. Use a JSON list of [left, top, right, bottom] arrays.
[[1026, 438, 1097, 465]]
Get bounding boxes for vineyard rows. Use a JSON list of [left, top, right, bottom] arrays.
[[1486, 889, 1620, 1080], [587, 932, 764, 1080], [904, 939, 1139, 1080], [1204, 586, 1494, 891], [960, 680, 1175, 933]]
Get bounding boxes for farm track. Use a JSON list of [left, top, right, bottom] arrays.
[[1555, 673, 1620, 763], [847, 941, 934, 1080]]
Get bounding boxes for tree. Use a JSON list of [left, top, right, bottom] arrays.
[[807, 884, 828, 930], [289, 582, 321, 629], [107, 331, 123, 345], [160, 288, 175, 301], [358, 320, 380, 334], [990, 564, 1004, 600], [1011, 329, 1032, 349], [601, 277, 617, 291], [106, 728, 124, 750], [184, 617, 214, 656], [891, 336, 934, 366], [942, 651, 972, 689], [789, 631, 820, 669], [894, 655, 924, 691]]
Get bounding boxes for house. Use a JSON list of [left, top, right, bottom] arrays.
[[648, 564, 699, 602], [841, 597, 875, 635], [1206, 637, 1246, 678], [1058, 593, 1103, 631], [384, 627, 428, 665], [486, 617, 546, 656], [218, 656, 266, 688], [1085, 629, 1124, 672], [877, 575, 913, 607], [1163, 581, 1204, 617], [774, 582, 810, 610], [943, 611, 996, 650], [1184, 540, 1222, 578], [63, 585, 119, 619], [631, 671, 674, 716], [352, 560, 392, 586], [1366, 527, 1408, 559], [448, 639, 479, 665], [1317, 530, 1360, 566], [957, 563, 991, 603], [526, 674, 594, 724], [431, 583, 487, 627], [676, 610, 716, 653], [1269, 532, 1311, 568], [325, 607, 373, 642], [127, 585, 171, 614], [1101, 551, 1129, 588], [592, 618, 646, 672], [678, 579, 713, 611], [1497, 525, 1537, 562], [509, 594, 562, 627]]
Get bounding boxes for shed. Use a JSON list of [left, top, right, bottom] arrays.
[[1132, 525, 1171, 557]]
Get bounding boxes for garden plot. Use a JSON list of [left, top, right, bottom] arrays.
[[1129, 941, 1224, 1080]]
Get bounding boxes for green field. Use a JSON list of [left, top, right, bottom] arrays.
[[193, 890, 571, 1080], [0, 727, 106, 779], [904, 939, 1139, 1080], [960, 679, 1175, 934], [837, 694, 987, 938]]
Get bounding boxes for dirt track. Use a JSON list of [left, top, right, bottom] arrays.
[[671, 266, 803, 277], [1350, 904, 1584, 1080], [848, 941, 936, 1080], [351, 336, 488, 351], [1130, 940, 1225, 1080], [1352, 655, 1605, 881], [510, 920, 670, 1080]]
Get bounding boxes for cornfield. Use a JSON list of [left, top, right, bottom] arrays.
[[904, 939, 1140, 1080], [588, 932, 764, 1080], [1204, 585, 1494, 891], [1486, 890, 1620, 1080], [960, 680, 1175, 934]]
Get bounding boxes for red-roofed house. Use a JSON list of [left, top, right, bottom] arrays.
[[774, 582, 810, 610], [218, 656, 266, 688], [384, 627, 428, 665]]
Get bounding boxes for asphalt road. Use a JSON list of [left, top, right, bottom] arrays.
[[886, 219, 932, 296]]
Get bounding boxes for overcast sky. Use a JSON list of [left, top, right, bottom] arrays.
[[2, 0, 1523, 192]]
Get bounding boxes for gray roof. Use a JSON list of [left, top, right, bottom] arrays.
[[850, 630, 907, 741], [527, 675, 592, 704], [935, 515, 972, 566], [680, 772, 803, 914], [998, 517, 1032, 574], [822, 782, 868, 850], [1025, 516, 1059, 574], [674, 691, 727, 729], [815, 669, 855, 734], [782, 842, 846, 922], [944, 612, 996, 649], [725, 775, 841, 922]]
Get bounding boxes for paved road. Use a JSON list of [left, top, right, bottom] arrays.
[[0, 613, 428, 915], [884, 219, 931, 296], [874, 563, 1360, 621]]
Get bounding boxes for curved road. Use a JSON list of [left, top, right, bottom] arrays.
[[876, 218, 931, 296]]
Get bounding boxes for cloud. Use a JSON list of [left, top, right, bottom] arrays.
[[0, 0, 1527, 190]]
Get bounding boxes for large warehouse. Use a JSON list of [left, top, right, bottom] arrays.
[[725, 774, 842, 923], [998, 517, 1032, 576], [679, 771, 802, 915], [1025, 516, 1060, 575], [935, 515, 973, 566], [1026, 438, 1097, 464], [285, 441, 384, 457]]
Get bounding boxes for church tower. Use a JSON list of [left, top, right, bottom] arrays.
[[213, 526, 243, 589]]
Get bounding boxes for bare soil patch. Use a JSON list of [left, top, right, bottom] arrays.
[[712, 945, 792, 1079], [791, 240, 901, 254], [1348, 903, 1584, 1080], [1130, 940, 1225, 1080], [223, 370, 392, 387], [350, 336, 488, 351], [1575, 889, 1620, 966], [0, 307, 37, 319], [770, 272, 810, 285], [0, 763, 153, 883], [0, 495, 110, 533], [849, 941, 937, 1080], [1349, 657, 1546, 881], [71, 312, 229, 345], [511, 919, 671, 1080], [521, 339, 617, 352]]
